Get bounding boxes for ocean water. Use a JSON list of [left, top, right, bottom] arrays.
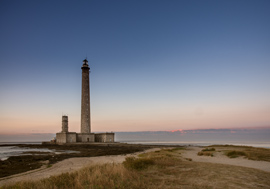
[[115, 130, 270, 148], [0, 146, 53, 160], [0, 144, 80, 160], [1, 139, 269, 161], [123, 141, 270, 148], [0, 142, 42, 145], [1, 129, 270, 160]]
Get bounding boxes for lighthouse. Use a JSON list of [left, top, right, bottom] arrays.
[[55, 58, 114, 144], [81, 59, 91, 133]]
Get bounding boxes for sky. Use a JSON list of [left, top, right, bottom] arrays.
[[0, 0, 270, 135]]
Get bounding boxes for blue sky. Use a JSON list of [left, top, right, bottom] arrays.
[[0, 0, 269, 134]]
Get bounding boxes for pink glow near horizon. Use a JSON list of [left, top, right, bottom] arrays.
[[0, 110, 270, 133], [1, 126, 270, 136]]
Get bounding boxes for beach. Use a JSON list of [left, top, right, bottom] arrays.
[[0, 144, 270, 188]]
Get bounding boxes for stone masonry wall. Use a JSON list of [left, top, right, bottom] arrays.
[[56, 132, 77, 143], [76, 133, 94, 142], [95, 133, 115, 143], [56, 133, 67, 143], [66, 133, 77, 143], [81, 66, 90, 133]]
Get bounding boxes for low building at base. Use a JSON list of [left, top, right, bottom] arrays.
[[56, 116, 114, 144], [76, 133, 95, 142], [56, 132, 114, 143]]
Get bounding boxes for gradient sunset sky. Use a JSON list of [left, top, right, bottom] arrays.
[[0, 0, 269, 134]]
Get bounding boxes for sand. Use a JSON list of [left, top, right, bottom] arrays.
[[0, 146, 269, 187], [182, 147, 270, 172]]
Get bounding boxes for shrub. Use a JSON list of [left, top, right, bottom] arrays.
[[197, 151, 213, 156], [123, 157, 154, 170], [226, 151, 247, 158], [202, 148, 216, 152]]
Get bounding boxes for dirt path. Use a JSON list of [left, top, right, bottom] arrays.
[[0, 148, 160, 187], [182, 147, 270, 172]]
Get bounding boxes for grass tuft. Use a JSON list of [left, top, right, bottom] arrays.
[[123, 157, 154, 170], [226, 151, 247, 158], [197, 151, 214, 156], [202, 148, 215, 152]]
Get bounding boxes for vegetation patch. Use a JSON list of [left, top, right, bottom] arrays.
[[165, 147, 185, 152], [197, 148, 215, 156], [197, 151, 214, 157], [3, 163, 148, 189], [123, 157, 154, 170], [202, 148, 215, 152], [210, 145, 270, 162], [226, 150, 247, 158]]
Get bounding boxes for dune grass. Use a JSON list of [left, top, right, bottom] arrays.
[[197, 151, 214, 156], [2, 147, 270, 189], [210, 145, 270, 162], [123, 157, 154, 170], [226, 150, 247, 158], [197, 148, 215, 156], [202, 148, 215, 152], [3, 163, 149, 189]]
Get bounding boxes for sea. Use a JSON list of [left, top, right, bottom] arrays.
[[0, 140, 269, 161], [0, 144, 51, 161], [1, 129, 270, 160], [123, 141, 270, 148], [0, 142, 79, 161]]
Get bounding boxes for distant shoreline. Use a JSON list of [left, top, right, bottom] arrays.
[[1, 140, 270, 148]]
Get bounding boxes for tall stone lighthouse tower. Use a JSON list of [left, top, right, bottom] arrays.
[[81, 59, 91, 133], [55, 58, 114, 144]]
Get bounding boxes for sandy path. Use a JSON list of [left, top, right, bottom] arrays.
[[182, 147, 270, 172], [0, 148, 160, 187]]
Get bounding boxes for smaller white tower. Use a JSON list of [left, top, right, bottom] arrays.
[[62, 115, 68, 133]]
